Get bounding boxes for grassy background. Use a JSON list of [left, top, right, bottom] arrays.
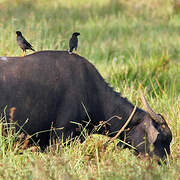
[[0, 0, 180, 179]]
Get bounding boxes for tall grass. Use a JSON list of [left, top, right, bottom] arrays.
[[0, 0, 180, 179]]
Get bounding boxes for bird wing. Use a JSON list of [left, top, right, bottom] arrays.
[[69, 37, 78, 49], [69, 38, 74, 49], [22, 37, 33, 48]]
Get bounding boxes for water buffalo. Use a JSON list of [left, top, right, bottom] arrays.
[[0, 51, 172, 160]]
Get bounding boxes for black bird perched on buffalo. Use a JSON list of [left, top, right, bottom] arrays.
[[69, 32, 80, 55], [16, 31, 35, 57]]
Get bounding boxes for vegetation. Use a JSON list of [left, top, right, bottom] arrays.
[[0, 0, 179, 179]]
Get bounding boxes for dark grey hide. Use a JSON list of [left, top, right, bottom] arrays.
[[0, 51, 172, 160]]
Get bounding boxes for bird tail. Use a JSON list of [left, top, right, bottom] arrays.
[[31, 48, 35, 51]]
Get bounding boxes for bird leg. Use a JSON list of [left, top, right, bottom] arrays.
[[75, 50, 79, 55], [22, 51, 26, 57]]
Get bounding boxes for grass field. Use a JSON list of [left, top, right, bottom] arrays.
[[0, 0, 180, 179]]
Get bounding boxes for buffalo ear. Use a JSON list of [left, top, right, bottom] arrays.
[[145, 120, 159, 144]]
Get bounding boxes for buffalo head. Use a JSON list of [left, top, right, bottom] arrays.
[[126, 91, 172, 161]]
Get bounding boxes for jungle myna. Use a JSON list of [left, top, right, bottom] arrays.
[[16, 31, 35, 57], [69, 32, 80, 55]]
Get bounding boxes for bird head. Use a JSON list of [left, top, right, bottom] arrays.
[[72, 32, 80, 37], [16, 31, 22, 36]]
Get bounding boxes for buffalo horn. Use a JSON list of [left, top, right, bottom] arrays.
[[140, 90, 164, 124]]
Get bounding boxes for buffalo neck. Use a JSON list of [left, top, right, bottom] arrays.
[[98, 87, 146, 130], [84, 61, 146, 129]]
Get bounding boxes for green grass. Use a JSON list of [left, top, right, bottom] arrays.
[[0, 0, 180, 179]]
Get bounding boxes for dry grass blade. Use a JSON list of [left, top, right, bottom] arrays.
[[108, 105, 137, 144], [9, 107, 16, 123]]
